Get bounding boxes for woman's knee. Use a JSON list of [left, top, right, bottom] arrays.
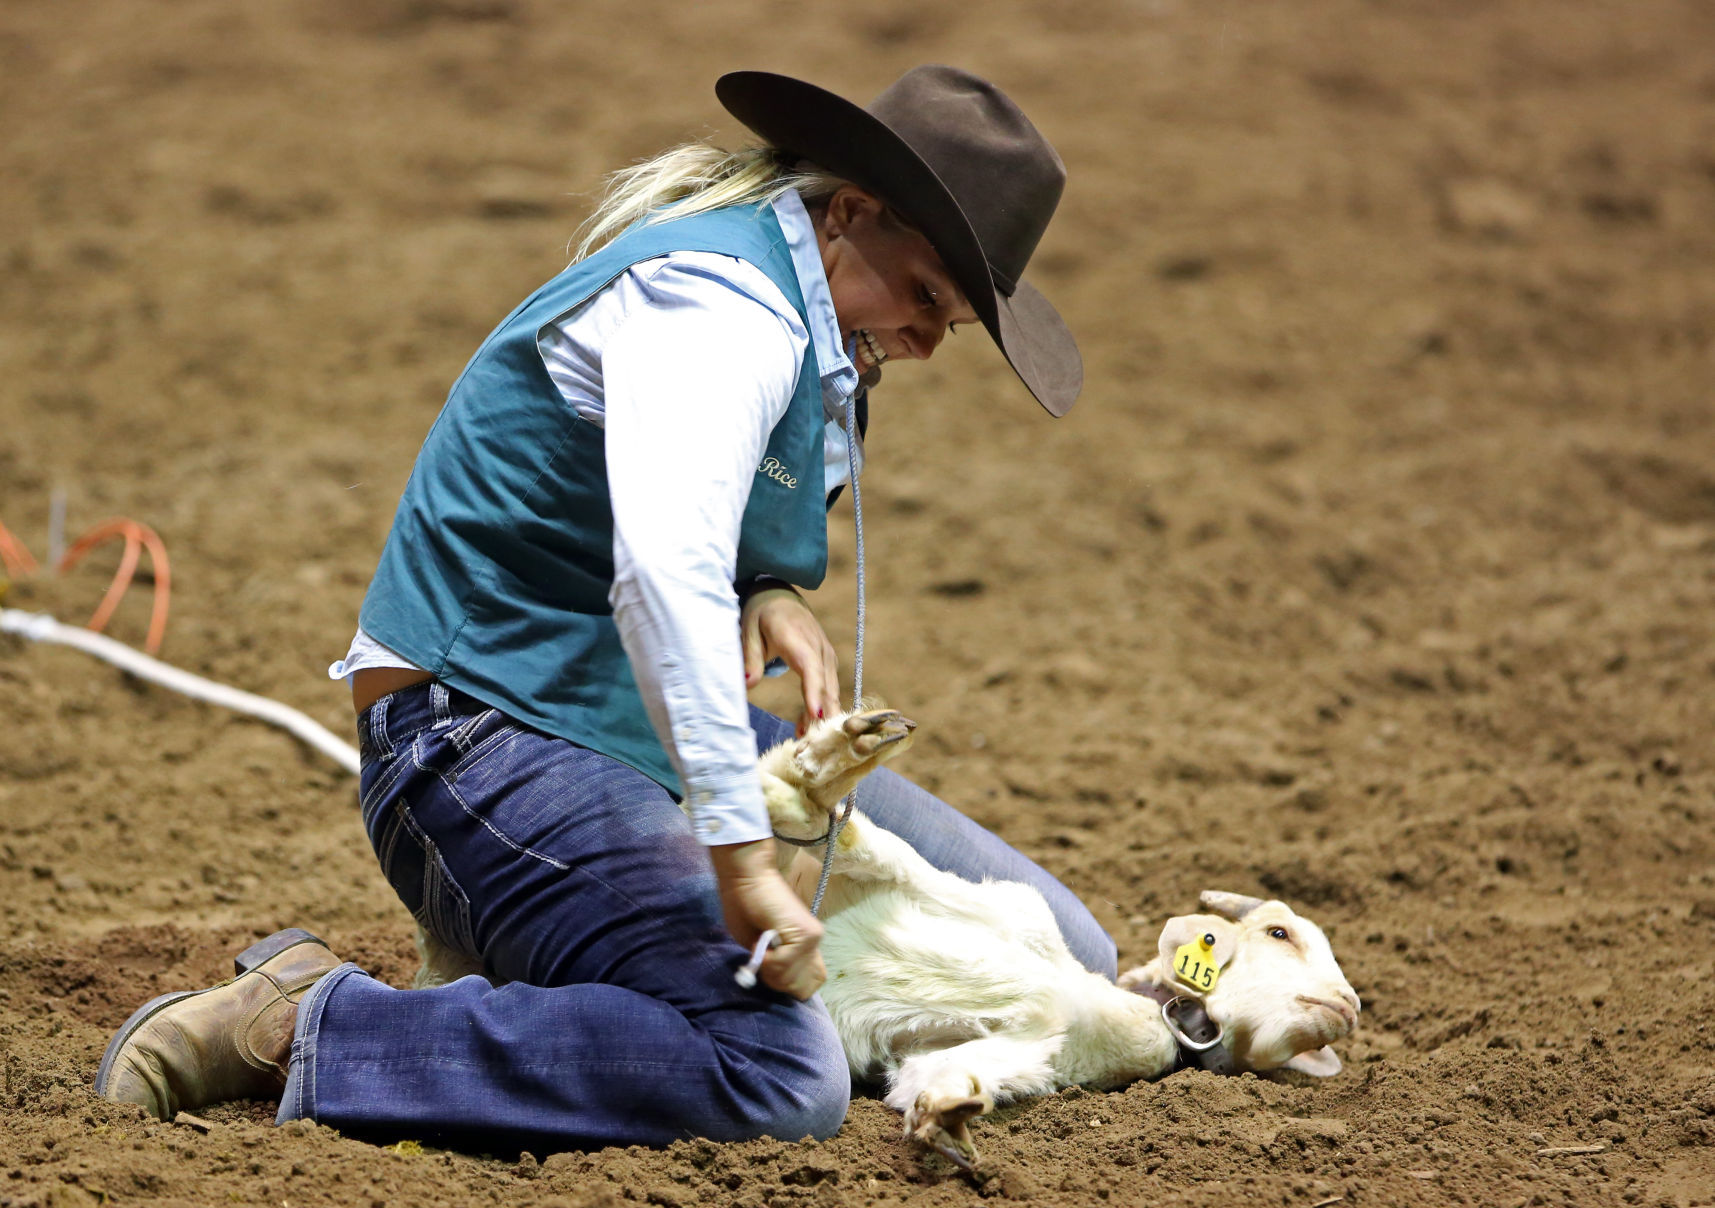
[[767, 1056, 851, 1142], [721, 1002, 850, 1141]]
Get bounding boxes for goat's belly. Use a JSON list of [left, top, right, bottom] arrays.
[[821, 975, 1001, 1078], [818, 892, 1065, 1076]]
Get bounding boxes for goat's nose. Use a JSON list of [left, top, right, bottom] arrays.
[[1340, 987, 1361, 1016]]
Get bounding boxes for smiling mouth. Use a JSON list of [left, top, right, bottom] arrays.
[[857, 328, 888, 368]]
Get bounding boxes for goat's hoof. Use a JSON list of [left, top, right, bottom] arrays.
[[842, 708, 917, 758], [797, 709, 916, 782], [906, 1090, 989, 1172]]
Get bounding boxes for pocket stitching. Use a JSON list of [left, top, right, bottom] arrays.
[[447, 720, 525, 780], [412, 740, 572, 871], [359, 751, 415, 825], [447, 707, 499, 754], [391, 800, 481, 960]]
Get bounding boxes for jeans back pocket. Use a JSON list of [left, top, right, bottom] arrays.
[[371, 796, 481, 964]]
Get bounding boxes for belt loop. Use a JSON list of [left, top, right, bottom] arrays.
[[430, 681, 453, 728], [368, 694, 395, 762]]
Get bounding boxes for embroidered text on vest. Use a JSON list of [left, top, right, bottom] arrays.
[[758, 457, 798, 489]]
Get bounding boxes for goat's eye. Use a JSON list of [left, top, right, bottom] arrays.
[[1269, 927, 1290, 941]]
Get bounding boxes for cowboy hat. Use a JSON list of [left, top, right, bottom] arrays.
[[716, 66, 1083, 417]]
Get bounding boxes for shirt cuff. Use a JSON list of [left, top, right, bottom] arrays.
[[684, 769, 775, 846], [735, 574, 801, 605]]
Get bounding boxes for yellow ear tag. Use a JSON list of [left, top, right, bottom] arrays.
[[1173, 932, 1220, 994]]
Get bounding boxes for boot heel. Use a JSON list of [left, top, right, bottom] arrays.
[[234, 928, 327, 975]]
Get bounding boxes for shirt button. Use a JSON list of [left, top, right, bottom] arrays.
[[704, 818, 722, 835]]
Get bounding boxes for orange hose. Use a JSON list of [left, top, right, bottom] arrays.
[[0, 513, 172, 653], [65, 520, 142, 635], [0, 521, 40, 578], [56, 518, 174, 655], [132, 523, 172, 655]]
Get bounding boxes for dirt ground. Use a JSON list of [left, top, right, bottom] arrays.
[[4, 0, 1715, 1204]]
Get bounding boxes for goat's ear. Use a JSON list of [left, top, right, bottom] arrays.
[[1199, 890, 1267, 920], [1282, 1046, 1343, 1077], [1156, 914, 1238, 994]]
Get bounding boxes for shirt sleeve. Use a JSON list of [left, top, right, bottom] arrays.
[[601, 260, 803, 845]]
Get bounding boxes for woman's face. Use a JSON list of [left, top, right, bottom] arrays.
[[816, 187, 979, 373]]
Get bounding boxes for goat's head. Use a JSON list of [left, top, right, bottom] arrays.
[[1124, 890, 1359, 1076]]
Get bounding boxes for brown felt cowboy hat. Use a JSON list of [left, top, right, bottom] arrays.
[[717, 65, 1083, 417]]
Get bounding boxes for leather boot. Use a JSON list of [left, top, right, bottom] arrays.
[[95, 928, 341, 1119]]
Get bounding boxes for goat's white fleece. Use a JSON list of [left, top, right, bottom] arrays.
[[802, 808, 1180, 1106]]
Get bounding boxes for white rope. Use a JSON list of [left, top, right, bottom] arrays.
[[809, 392, 867, 917], [0, 608, 361, 775]]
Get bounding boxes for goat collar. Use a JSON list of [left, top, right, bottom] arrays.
[[1128, 982, 1238, 1077]]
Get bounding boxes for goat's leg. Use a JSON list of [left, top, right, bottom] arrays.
[[825, 809, 947, 883], [758, 709, 916, 839], [759, 710, 1045, 931], [760, 769, 826, 844], [886, 1034, 1063, 1170], [412, 923, 485, 989], [761, 791, 961, 901]]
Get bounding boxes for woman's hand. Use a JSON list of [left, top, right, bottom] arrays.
[[741, 587, 840, 735], [707, 838, 825, 1000]]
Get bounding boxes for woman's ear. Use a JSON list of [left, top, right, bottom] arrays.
[[1155, 914, 1237, 995], [821, 185, 881, 238]]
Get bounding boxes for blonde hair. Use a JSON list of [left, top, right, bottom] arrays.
[[571, 143, 851, 263]]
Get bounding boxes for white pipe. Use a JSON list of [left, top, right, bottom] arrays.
[[1, 609, 360, 776]]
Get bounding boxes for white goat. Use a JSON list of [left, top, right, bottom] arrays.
[[417, 708, 1360, 1167], [758, 708, 1361, 1167]]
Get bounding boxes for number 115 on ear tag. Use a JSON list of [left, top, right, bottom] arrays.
[[1174, 933, 1220, 992]]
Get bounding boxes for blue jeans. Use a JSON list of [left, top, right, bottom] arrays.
[[279, 682, 1115, 1151]]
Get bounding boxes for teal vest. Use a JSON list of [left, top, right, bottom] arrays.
[[360, 203, 829, 793]]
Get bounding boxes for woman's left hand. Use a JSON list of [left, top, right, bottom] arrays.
[[741, 587, 840, 734], [708, 838, 826, 1000]]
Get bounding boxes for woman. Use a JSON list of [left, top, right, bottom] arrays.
[[98, 65, 1105, 1152]]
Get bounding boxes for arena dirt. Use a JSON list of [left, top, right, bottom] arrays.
[[3, 1, 1714, 1204]]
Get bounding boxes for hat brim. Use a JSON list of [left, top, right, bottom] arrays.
[[716, 70, 1081, 416]]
